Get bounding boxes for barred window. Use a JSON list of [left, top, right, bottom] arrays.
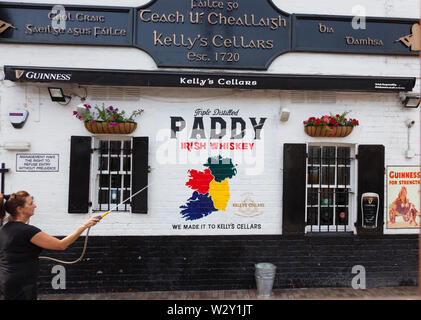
[[306, 145, 355, 232], [93, 139, 132, 212]]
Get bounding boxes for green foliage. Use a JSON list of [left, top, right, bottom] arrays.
[[74, 104, 143, 126]]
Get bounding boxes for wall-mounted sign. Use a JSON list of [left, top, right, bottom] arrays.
[[4, 65, 416, 92], [134, 0, 290, 69], [0, 1, 418, 69], [16, 153, 59, 172], [0, 3, 133, 46], [293, 15, 419, 55], [361, 192, 379, 228], [386, 166, 420, 229]]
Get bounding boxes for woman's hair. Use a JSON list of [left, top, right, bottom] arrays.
[[0, 191, 30, 223]]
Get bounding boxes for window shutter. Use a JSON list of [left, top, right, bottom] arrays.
[[68, 136, 92, 213], [356, 144, 385, 235], [131, 137, 149, 214], [282, 143, 307, 235]]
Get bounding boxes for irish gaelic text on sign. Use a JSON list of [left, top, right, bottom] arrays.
[[0, 1, 419, 70], [134, 0, 290, 69]]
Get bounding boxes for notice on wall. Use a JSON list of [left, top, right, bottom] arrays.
[[386, 166, 420, 229], [16, 153, 59, 172]]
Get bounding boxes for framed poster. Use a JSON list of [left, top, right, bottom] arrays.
[[386, 166, 420, 229]]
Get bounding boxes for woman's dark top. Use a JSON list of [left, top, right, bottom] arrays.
[[0, 221, 42, 300]]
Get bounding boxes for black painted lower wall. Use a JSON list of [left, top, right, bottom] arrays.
[[38, 235, 419, 294]]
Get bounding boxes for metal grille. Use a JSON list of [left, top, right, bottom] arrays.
[[94, 140, 132, 212], [306, 145, 353, 232]]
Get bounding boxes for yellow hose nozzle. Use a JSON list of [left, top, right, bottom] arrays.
[[99, 211, 110, 219]]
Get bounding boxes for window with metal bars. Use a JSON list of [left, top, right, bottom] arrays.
[[306, 145, 355, 233], [93, 139, 132, 212]]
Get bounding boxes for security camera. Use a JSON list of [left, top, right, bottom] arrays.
[[405, 119, 415, 128]]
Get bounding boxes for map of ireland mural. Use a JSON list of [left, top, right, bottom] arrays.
[[180, 155, 237, 221]]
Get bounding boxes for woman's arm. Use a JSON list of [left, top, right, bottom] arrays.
[[30, 216, 100, 250]]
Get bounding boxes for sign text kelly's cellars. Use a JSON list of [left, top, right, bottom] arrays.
[[135, 0, 290, 69], [0, 1, 418, 70]]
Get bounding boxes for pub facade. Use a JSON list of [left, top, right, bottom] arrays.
[[0, 0, 419, 294]]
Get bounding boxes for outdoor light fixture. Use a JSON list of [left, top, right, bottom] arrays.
[[400, 92, 420, 108], [48, 87, 71, 103]]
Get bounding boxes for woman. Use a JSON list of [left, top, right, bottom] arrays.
[[0, 191, 100, 300]]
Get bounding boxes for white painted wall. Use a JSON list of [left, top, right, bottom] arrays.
[[0, 0, 419, 236]]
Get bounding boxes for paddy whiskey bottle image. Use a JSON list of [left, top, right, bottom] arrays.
[[361, 193, 379, 228]]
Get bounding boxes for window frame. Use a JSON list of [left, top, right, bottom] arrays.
[[305, 143, 357, 233], [90, 136, 133, 213]]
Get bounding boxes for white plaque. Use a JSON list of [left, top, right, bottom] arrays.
[[16, 154, 59, 172]]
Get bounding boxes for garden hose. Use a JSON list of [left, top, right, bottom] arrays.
[[39, 184, 150, 264]]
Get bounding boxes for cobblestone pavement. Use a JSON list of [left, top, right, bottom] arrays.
[[39, 286, 420, 300]]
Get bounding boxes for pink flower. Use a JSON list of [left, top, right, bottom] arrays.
[[73, 111, 78, 115], [78, 115, 82, 119], [86, 104, 92, 109], [112, 116, 117, 120], [109, 106, 114, 111], [91, 120, 96, 124]]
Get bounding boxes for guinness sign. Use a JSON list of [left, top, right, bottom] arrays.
[[10, 69, 72, 81], [3, 66, 416, 92], [15, 69, 24, 79]]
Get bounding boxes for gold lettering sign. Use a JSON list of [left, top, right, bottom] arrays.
[[0, 19, 16, 34], [396, 23, 420, 51]]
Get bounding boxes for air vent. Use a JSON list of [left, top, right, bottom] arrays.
[[290, 91, 336, 104], [89, 86, 141, 101]]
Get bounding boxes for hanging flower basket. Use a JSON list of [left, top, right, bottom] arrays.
[[303, 111, 359, 138], [84, 121, 137, 134], [305, 126, 353, 137], [73, 104, 143, 135]]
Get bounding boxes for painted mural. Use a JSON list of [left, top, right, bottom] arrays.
[[180, 155, 237, 220], [161, 105, 279, 234]]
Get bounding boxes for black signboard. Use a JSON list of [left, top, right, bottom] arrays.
[[0, 1, 418, 70], [3, 65, 416, 92], [0, 2, 133, 46], [134, 0, 290, 69], [293, 14, 419, 55]]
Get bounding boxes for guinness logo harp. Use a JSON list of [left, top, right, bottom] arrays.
[[0, 19, 16, 34], [15, 70, 25, 79], [396, 23, 420, 51]]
